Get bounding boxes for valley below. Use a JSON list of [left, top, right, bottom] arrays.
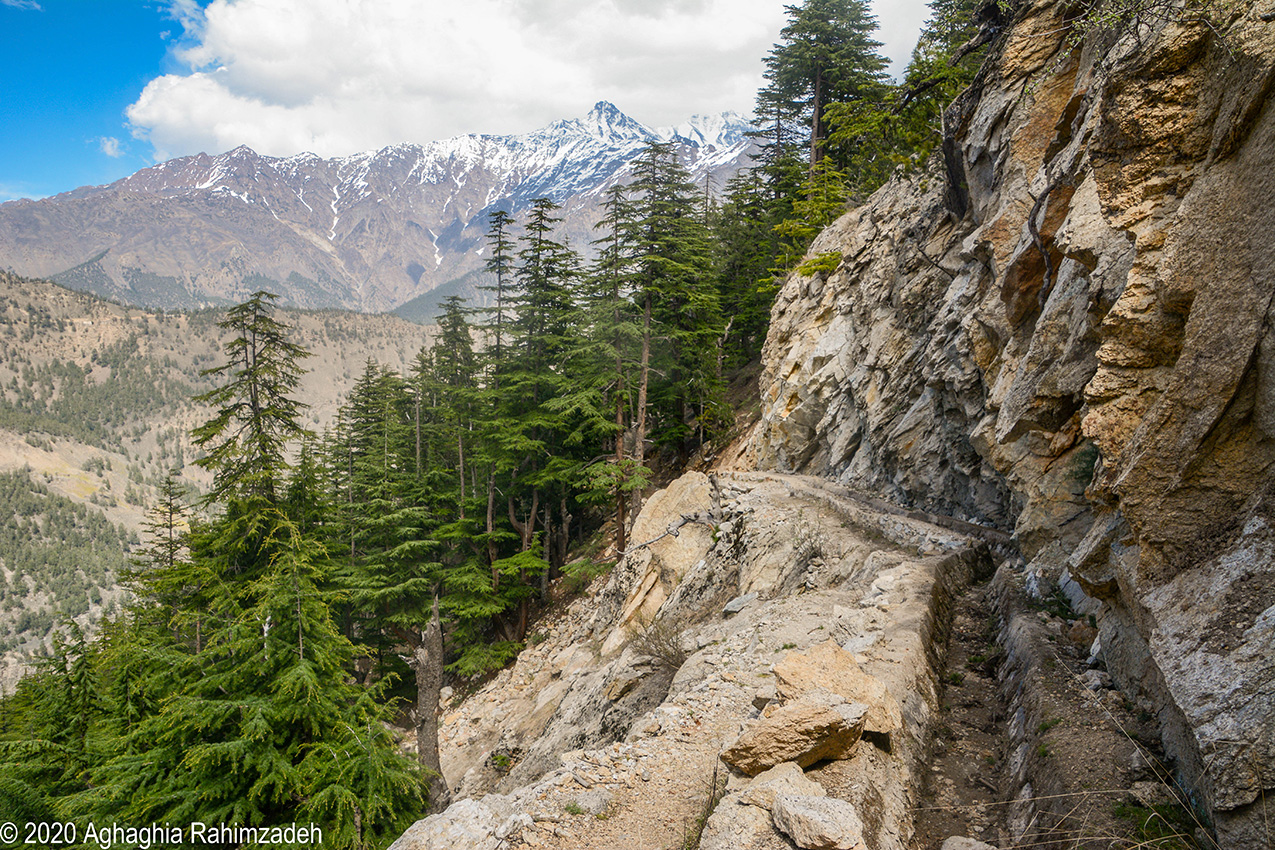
[[0, 271, 430, 688]]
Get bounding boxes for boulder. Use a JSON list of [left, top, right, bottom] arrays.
[[700, 793, 791, 850], [388, 799, 501, 850], [601, 472, 716, 655], [773, 640, 903, 748], [571, 788, 613, 816], [771, 793, 867, 850], [752, 683, 779, 712], [940, 839, 999, 850], [738, 761, 827, 810], [721, 692, 868, 776]]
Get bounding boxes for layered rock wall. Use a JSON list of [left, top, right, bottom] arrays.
[[746, 1, 1275, 844]]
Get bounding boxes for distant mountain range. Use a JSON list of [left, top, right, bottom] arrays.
[[0, 102, 754, 317]]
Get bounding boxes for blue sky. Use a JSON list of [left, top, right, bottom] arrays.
[[1, 0, 929, 203], [0, 1, 186, 200]]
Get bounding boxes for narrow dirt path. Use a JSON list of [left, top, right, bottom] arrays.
[[913, 581, 1007, 848]]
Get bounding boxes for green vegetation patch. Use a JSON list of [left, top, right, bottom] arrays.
[[0, 470, 134, 653]]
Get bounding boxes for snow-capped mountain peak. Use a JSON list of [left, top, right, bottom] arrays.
[[660, 110, 752, 148], [0, 102, 756, 314]]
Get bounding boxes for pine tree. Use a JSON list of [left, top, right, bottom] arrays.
[[480, 209, 517, 381], [501, 197, 582, 552], [773, 160, 850, 272], [191, 290, 312, 506], [83, 293, 425, 845], [824, 0, 984, 198], [714, 169, 785, 363], [577, 184, 649, 552], [123, 471, 199, 643], [0, 624, 99, 816], [759, 0, 890, 170], [433, 296, 478, 516], [625, 142, 725, 471]]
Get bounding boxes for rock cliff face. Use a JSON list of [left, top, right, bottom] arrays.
[[748, 0, 1275, 843]]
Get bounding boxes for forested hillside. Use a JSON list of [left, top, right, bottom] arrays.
[[0, 272, 430, 686]]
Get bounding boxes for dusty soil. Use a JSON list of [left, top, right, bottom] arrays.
[[913, 582, 1006, 848]]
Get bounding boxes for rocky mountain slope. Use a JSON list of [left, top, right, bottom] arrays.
[[393, 471, 997, 850], [387, 1, 1275, 848], [745, 0, 1275, 844], [0, 103, 751, 314]]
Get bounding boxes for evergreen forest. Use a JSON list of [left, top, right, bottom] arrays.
[[0, 0, 987, 843]]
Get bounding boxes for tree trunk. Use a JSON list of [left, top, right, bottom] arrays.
[[811, 67, 825, 170], [632, 291, 651, 523], [508, 487, 539, 553], [540, 502, 553, 600], [457, 431, 465, 519], [411, 603, 450, 813], [614, 314, 627, 554], [486, 465, 498, 589], [559, 495, 570, 572]]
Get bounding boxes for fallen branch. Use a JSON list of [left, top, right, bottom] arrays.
[[618, 513, 714, 561]]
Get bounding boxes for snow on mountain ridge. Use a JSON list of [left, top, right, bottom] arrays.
[[115, 102, 750, 204], [0, 102, 755, 314]]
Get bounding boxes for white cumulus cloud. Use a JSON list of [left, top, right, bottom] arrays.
[[128, 0, 929, 161], [97, 136, 124, 157]]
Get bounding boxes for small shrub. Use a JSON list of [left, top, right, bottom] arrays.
[[793, 510, 831, 564], [1030, 585, 1077, 620], [446, 640, 524, 677], [1112, 801, 1199, 849], [630, 612, 688, 672], [796, 250, 842, 277], [562, 557, 613, 596], [1065, 0, 1220, 43]]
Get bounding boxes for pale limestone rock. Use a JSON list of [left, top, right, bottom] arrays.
[[700, 793, 791, 850], [604, 671, 643, 701], [388, 799, 501, 850], [773, 639, 903, 747], [601, 471, 716, 655], [738, 761, 827, 810], [721, 693, 868, 776], [940, 838, 999, 850], [752, 683, 779, 711], [744, 0, 1275, 841], [1129, 781, 1175, 809], [571, 788, 612, 816], [771, 794, 867, 850]]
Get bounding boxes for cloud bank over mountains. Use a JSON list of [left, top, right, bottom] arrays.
[[127, 0, 928, 162]]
